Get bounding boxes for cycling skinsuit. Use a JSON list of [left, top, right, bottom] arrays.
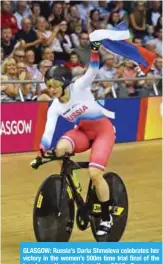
[[40, 50, 115, 171]]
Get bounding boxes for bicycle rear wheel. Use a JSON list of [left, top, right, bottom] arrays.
[[90, 172, 128, 242], [33, 175, 75, 242]]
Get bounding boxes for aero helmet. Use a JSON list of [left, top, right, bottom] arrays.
[[45, 65, 72, 90]]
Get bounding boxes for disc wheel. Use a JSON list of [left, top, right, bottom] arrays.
[[90, 172, 128, 242], [33, 175, 75, 242]]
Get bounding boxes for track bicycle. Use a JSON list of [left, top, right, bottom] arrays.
[[33, 149, 128, 242]]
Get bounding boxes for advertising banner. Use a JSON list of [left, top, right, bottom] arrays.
[[32, 102, 48, 150], [1, 103, 37, 153], [104, 98, 140, 143], [144, 97, 162, 140], [137, 96, 162, 140], [1, 102, 48, 153]]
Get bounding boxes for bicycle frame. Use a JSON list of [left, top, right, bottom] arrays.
[[59, 158, 93, 214], [39, 152, 95, 216]]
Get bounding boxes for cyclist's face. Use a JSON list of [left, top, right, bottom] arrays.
[[46, 79, 63, 98]]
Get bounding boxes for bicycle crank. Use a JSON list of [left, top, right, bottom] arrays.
[[76, 205, 91, 231]]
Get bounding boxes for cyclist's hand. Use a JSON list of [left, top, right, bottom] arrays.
[[30, 156, 42, 169], [91, 41, 101, 51]]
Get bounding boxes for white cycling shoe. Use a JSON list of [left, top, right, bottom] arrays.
[[96, 214, 113, 236]]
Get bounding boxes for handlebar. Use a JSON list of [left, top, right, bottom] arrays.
[[32, 148, 89, 170], [39, 148, 75, 166]]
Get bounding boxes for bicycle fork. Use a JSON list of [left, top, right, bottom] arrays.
[[57, 171, 67, 216]]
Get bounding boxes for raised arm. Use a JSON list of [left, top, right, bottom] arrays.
[[74, 42, 101, 90]]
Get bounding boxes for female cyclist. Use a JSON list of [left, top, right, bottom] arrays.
[[30, 40, 115, 236]]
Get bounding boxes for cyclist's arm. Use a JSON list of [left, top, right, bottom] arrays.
[[40, 102, 59, 152], [74, 50, 100, 90]]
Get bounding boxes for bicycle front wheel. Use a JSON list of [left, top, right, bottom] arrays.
[[33, 175, 75, 242]]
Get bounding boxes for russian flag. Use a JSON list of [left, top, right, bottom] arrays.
[[90, 22, 156, 73]]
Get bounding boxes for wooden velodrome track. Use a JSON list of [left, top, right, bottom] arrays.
[[1, 139, 162, 263]]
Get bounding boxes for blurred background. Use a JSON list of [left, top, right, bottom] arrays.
[[1, 0, 162, 102]]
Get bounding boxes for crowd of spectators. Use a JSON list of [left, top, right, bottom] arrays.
[[1, 0, 162, 102]]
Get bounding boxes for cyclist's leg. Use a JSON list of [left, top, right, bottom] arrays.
[[89, 167, 109, 201], [89, 121, 115, 234], [56, 128, 90, 157], [55, 138, 73, 157], [89, 122, 115, 196]]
